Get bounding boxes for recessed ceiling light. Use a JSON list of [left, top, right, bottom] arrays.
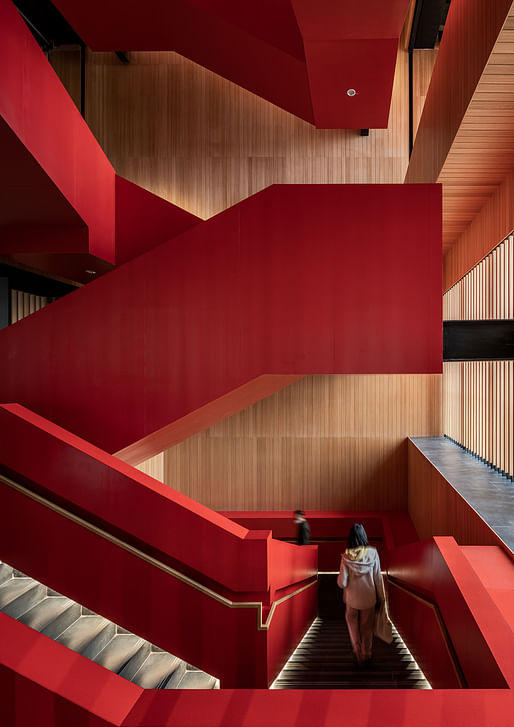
[[347, 88, 357, 97]]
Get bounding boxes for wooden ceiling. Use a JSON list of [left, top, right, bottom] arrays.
[[439, 12, 514, 252]]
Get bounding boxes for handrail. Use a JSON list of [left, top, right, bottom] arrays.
[[387, 576, 467, 688], [0, 473, 316, 631]]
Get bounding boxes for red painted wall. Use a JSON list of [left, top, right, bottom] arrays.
[[0, 0, 115, 263], [51, 0, 409, 128], [388, 537, 509, 689], [115, 176, 201, 265], [0, 404, 317, 594], [0, 184, 442, 457]]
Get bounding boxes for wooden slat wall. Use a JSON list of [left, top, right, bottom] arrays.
[[412, 49, 438, 142], [444, 233, 514, 318], [443, 234, 514, 476], [136, 453, 164, 482], [136, 375, 443, 511], [48, 48, 82, 112], [407, 439, 506, 545], [46, 37, 409, 219], [10, 290, 53, 324], [443, 361, 514, 477], [406, 0, 512, 185], [444, 170, 514, 290]]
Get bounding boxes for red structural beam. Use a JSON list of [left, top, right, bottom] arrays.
[[0, 184, 442, 459], [51, 0, 410, 128], [0, 0, 115, 264]]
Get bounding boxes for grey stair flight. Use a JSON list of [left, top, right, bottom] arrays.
[[0, 560, 219, 690]]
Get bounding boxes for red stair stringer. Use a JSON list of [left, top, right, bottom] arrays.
[[0, 183, 442, 460]]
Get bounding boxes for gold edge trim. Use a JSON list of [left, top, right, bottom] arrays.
[[0, 473, 316, 631], [388, 578, 465, 688]]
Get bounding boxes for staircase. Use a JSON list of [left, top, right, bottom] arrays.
[[272, 575, 430, 689], [0, 562, 219, 690]]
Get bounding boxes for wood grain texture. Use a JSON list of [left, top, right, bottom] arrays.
[[444, 170, 514, 290], [10, 290, 54, 324], [444, 233, 514, 318], [412, 49, 438, 143], [443, 361, 514, 477], [408, 438, 507, 546], [71, 45, 410, 219], [47, 48, 82, 113], [137, 375, 443, 511]]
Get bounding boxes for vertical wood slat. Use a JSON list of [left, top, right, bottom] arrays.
[[9, 290, 53, 324], [139, 374, 443, 511]]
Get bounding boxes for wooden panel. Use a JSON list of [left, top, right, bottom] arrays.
[[412, 49, 438, 142], [408, 439, 506, 545], [10, 290, 52, 324], [76, 45, 410, 219], [444, 232, 514, 318], [444, 361, 514, 477], [444, 170, 514, 289], [137, 374, 443, 511], [135, 452, 164, 481], [47, 48, 82, 112], [406, 0, 512, 185]]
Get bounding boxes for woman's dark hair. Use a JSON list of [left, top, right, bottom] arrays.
[[348, 523, 368, 548]]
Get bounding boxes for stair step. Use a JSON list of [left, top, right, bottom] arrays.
[[177, 671, 219, 689], [0, 580, 46, 618], [93, 634, 146, 673], [0, 563, 13, 585], [55, 615, 112, 656], [131, 652, 182, 689], [18, 596, 75, 633]]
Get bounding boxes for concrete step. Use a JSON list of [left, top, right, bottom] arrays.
[[0, 563, 13, 585], [18, 596, 75, 633], [0, 579, 46, 618], [93, 634, 145, 673], [132, 652, 182, 689], [55, 615, 112, 657]]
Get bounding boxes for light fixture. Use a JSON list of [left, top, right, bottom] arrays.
[[347, 88, 357, 97]]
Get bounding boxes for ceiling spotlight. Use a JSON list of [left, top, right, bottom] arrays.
[[85, 269, 97, 275], [347, 88, 357, 97]]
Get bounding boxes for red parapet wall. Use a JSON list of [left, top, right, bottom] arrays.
[[0, 404, 318, 594], [0, 184, 442, 457], [0, 0, 115, 263], [388, 537, 510, 689]]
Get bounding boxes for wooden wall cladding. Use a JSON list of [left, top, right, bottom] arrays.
[[44, 46, 409, 219], [10, 290, 54, 324], [412, 49, 438, 143], [408, 438, 506, 545], [444, 361, 514, 478], [444, 233, 514, 319], [138, 375, 443, 511], [444, 171, 514, 291]]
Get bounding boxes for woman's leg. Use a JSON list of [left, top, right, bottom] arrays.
[[360, 607, 375, 660], [345, 605, 362, 662]]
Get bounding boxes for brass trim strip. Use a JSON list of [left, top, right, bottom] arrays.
[[0, 473, 317, 631], [387, 577, 466, 688]]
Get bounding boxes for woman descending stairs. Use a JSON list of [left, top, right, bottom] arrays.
[[0, 562, 219, 690], [272, 575, 430, 690]]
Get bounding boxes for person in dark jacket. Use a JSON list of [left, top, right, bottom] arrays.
[[294, 510, 310, 545]]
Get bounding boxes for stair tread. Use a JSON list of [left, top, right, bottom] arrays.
[[18, 596, 73, 631], [56, 615, 110, 653], [177, 671, 218, 689], [94, 634, 145, 673], [0, 578, 36, 608], [132, 652, 181, 689]]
